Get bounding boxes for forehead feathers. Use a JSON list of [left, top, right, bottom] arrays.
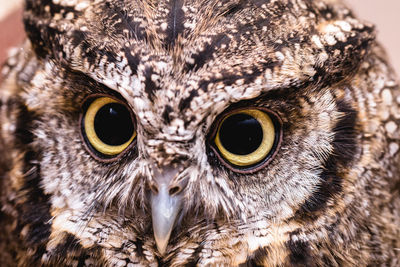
[[24, 0, 374, 132]]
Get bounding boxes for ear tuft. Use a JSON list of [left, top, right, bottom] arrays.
[[311, 16, 375, 85]]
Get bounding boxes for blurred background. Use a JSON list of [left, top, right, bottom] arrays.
[[0, 0, 399, 77]]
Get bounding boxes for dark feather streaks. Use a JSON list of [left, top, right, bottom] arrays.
[[144, 66, 159, 100], [104, 1, 147, 42], [162, 105, 174, 124], [14, 102, 35, 146], [23, 18, 51, 58], [26, 0, 79, 18], [295, 99, 358, 220], [15, 151, 52, 262], [184, 34, 231, 72], [165, 0, 185, 47], [53, 233, 82, 255], [239, 247, 268, 267], [12, 103, 52, 262], [123, 47, 140, 75], [70, 30, 119, 68], [178, 89, 199, 111], [184, 243, 204, 266], [287, 234, 314, 267]]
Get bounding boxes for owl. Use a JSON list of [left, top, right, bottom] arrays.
[[0, 0, 399, 266]]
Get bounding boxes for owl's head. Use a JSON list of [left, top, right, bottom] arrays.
[[15, 0, 377, 265]]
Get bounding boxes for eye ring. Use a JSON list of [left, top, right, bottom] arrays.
[[80, 95, 137, 161], [209, 107, 282, 173], [215, 109, 275, 166]]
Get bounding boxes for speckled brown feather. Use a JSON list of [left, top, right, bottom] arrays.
[[0, 0, 399, 266]]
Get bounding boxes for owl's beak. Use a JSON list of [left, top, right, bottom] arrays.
[[150, 167, 185, 255]]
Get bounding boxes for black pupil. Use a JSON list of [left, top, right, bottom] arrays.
[[94, 103, 134, 146], [219, 113, 263, 155]]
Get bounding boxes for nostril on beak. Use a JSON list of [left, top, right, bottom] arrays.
[[168, 185, 181, 196], [149, 182, 184, 196], [151, 183, 182, 196], [150, 182, 159, 195]]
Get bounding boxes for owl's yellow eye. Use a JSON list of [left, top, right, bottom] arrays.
[[82, 97, 136, 157], [213, 109, 280, 170]]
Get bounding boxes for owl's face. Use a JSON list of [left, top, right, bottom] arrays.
[[11, 0, 377, 265]]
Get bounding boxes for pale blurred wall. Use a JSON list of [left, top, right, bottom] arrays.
[[0, 0, 399, 77]]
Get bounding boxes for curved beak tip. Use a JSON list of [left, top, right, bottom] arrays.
[[151, 186, 182, 255], [154, 235, 169, 255]]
